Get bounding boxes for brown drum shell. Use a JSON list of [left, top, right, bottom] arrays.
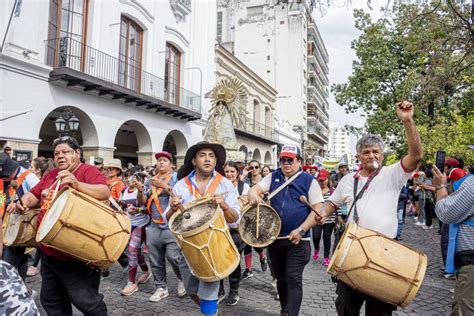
[[327, 223, 427, 307], [169, 199, 240, 282], [3, 209, 40, 247], [239, 203, 281, 248]]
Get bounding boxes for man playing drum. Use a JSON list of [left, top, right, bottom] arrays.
[[8, 136, 110, 315], [167, 142, 240, 316], [247, 145, 324, 316], [1, 152, 39, 281], [136, 151, 188, 301], [318, 101, 423, 315]]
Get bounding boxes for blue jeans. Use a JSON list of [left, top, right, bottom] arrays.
[[2, 246, 28, 281], [397, 208, 404, 240]]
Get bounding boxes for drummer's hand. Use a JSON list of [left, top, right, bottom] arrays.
[[247, 190, 260, 206], [288, 229, 303, 245], [212, 195, 227, 210], [170, 195, 183, 211], [315, 209, 327, 225], [57, 170, 79, 189], [7, 201, 26, 214]]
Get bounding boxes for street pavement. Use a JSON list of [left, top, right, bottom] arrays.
[[28, 216, 454, 315]]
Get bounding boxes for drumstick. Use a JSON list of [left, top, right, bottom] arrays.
[[9, 180, 25, 208], [165, 186, 189, 218], [299, 195, 323, 219], [256, 203, 260, 240]]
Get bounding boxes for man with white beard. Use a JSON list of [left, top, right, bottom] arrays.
[[317, 101, 423, 315]]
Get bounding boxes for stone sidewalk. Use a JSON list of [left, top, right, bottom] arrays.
[[27, 217, 454, 315]]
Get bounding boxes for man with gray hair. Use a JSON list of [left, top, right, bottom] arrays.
[[318, 101, 423, 315]]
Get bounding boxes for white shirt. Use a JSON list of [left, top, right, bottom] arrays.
[[257, 172, 324, 205], [329, 161, 412, 238], [172, 171, 241, 228]]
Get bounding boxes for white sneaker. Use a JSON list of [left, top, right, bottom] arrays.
[[271, 278, 277, 289], [415, 221, 425, 226], [149, 288, 169, 302], [422, 225, 433, 230], [414, 217, 418, 221], [177, 280, 186, 297]]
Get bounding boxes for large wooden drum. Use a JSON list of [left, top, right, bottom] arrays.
[[3, 209, 40, 247], [169, 198, 240, 282], [36, 188, 131, 269], [327, 223, 427, 307], [239, 203, 281, 248]]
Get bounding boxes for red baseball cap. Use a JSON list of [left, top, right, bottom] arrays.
[[317, 169, 330, 181], [444, 158, 460, 168], [280, 145, 301, 159], [448, 168, 467, 181], [155, 151, 173, 162]]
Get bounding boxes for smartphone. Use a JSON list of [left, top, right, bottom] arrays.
[[435, 150, 446, 171]]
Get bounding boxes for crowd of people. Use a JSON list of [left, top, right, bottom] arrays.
[[0, 100, 472, 316]]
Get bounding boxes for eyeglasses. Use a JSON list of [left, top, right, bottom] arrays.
[[279, 157, 295, 165], [54, 149, 76, 157], [248, 166, 260, 170]]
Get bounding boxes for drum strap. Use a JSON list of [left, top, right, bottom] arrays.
[[185, 173, 223, 199], [147, 174, 172, 224], [348, 167, 381, 223]]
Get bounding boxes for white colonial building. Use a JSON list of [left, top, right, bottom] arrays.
[[0, 0, 217, 167], [216, 0, 329, 157]]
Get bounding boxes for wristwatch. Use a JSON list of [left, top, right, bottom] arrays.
[[298, 227, 306, 237], [435, 184, 447, 191]]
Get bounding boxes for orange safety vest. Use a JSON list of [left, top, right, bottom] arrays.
[[0, 170, 31, 218], [146, 174, 172, 224], [184, 173, 223, 199]]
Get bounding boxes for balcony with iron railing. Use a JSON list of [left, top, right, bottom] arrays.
[[234, 117, 277, 144], [307, 119, 329, 144], [45, 37, 201, 120]]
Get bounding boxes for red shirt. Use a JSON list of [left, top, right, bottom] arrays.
[[30, 163, 107, 258]]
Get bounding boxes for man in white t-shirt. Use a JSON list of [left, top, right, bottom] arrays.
[[318, 101, 423, 316]]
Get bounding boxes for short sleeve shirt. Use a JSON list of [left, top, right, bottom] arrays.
[[329, 161, 412, 238]]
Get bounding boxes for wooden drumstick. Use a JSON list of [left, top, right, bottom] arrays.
[[165, 186, 188, 218], [9, 180, 25, 208], [256, 203, 260, 240], [299, 195, 323, 219]]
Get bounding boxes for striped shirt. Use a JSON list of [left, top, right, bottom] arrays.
[[435, 176, 474, 252], [323, 191, 336, 224]]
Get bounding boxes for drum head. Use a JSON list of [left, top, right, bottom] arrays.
[[239, 204, 281, 247], [5, 213, 22, 245], [37, 189, 69, 241], [170, 202, 217, 234]]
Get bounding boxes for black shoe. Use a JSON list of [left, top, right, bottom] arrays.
[[260, 258, 268, 272], [226, 292, 240, 306], [101, 270, 110, 281], [217, 291, 226, 304], [241, 269, 253, 280]]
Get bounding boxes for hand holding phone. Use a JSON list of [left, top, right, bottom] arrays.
[[435, 150, 446, 172]]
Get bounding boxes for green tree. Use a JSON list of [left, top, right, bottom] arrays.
[[333, 2, 473, 161]]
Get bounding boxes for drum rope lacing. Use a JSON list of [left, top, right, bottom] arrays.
[[176, 220, 237, 280], [333, 232, 424, 306], [44, 190, 131, 266]]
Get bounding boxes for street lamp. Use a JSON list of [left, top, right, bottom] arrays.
[[55, 107, 80, 137]]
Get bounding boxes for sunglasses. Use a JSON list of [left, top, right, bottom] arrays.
[[279, 157, 295, 165], [248, 166, 260, 170]]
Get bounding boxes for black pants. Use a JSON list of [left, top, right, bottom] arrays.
[[441, 222, 450, 268], [33, 248, 42, 267], [312, 223, 335, 258], [220, 230, 245, 295], [268, 239, 311, 316], [40, 252, 107, 316], [243, 244, 264, 256], [335, 280, 396, 316], [3, 246, 28, 281], [424, 200, 435, 227]]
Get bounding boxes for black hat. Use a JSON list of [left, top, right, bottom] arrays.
[[0, 152, 19, 178], [177, 142, 226, 180]]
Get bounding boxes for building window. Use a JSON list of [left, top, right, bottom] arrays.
[[47, 0, 88, 69], [247, 5, 263, 17], [216, 11, 223, 42], [119, 16, 143, 91], [165, 43, 181, 106]]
